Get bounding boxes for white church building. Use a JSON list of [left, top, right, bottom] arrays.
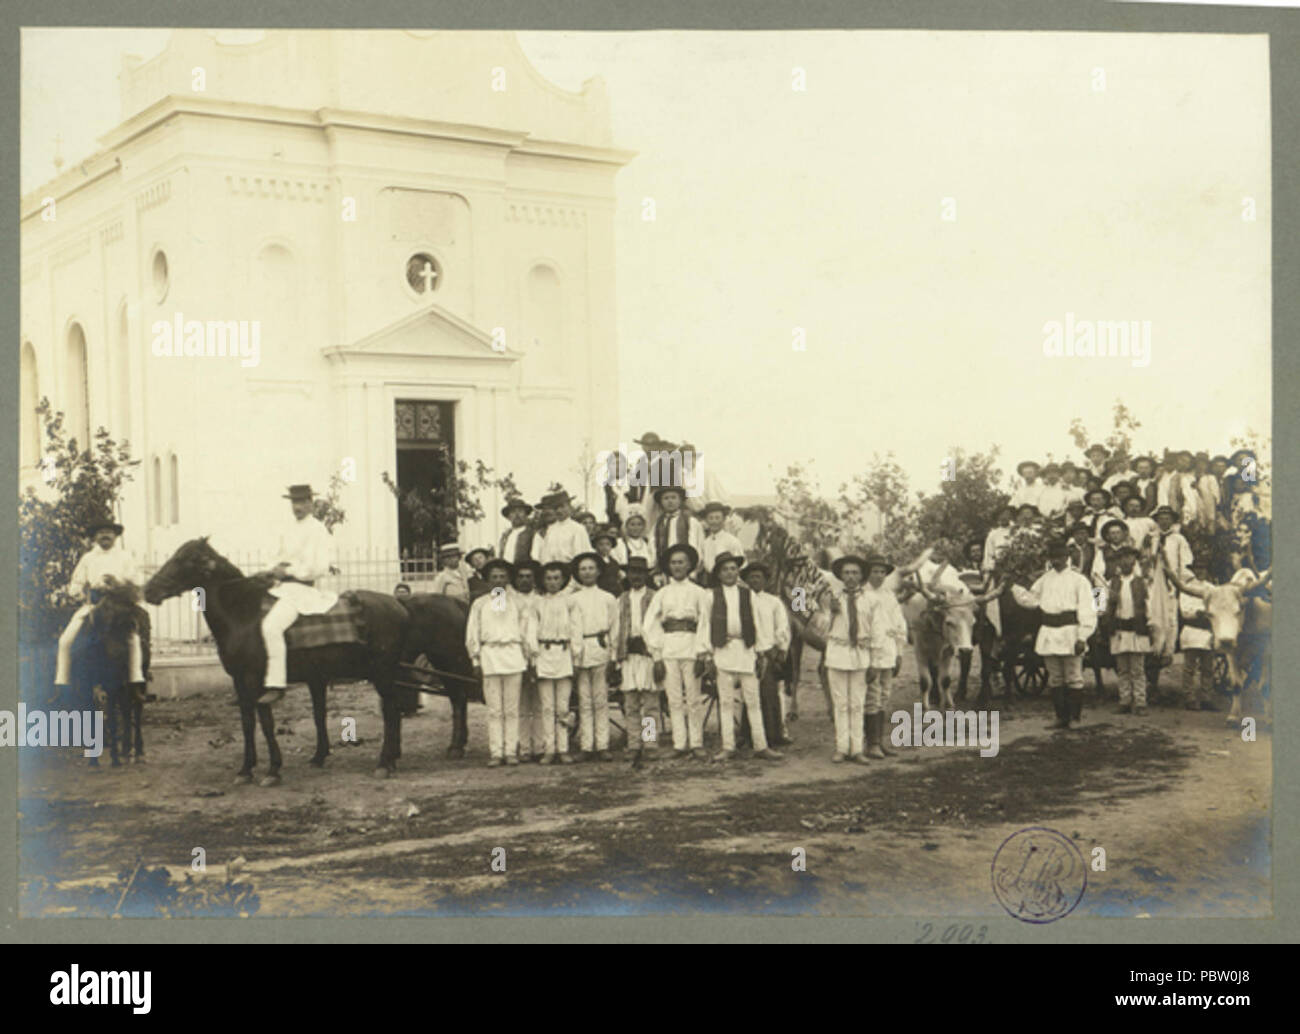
[[21, 29, 631, 572]]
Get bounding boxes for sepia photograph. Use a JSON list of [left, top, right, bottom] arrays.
[[14, 23, 1274, 925]]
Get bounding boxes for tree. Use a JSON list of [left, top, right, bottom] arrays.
[[1068, 399, 1142, 462], [914, 446, 1009, 559], [841, 453, 921, 560], [311, 472, 349, 532], [381, 450, 519, 554]]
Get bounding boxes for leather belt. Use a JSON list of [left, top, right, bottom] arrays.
[[1040, 611, 1077, 628], [662, 618, 698, 633]]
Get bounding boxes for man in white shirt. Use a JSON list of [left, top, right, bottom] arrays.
[[652, 486, 704, 581], [823, 554, 874, 763], [1102, 455, 1135, 494], [1105, 545, 1154, 716], [1059, 462, 1087, 509], [863, 555, 908, 759], [698, 502, 744, 586], [531, 490, 590, 566], [54, 514, 145, 693], [743, 562, 793, 746], [259, 485, 338, 705], [644, 543, 711, 759], [569, 552, 620, 761], [497, 497, 535, 566], [612, 557, 658, 765], [1175, 557, 1217, 711], [1083, 443, 1110, 483], [1009, 461, 1045, 511], [704, 552, 782, 762], [1011, 539, 1097, 729], [1036, 464, 1068, 520], [466, 558, 537, 767]]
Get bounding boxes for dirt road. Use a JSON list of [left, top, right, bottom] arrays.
[[19, 653, 1270, 919]]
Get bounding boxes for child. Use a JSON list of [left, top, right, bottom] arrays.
[[611, 506, 657, 572], [644, 543, 711, 760], [1081, 488, 1112, 541], [569, 551, 619, 761], [511, 561, 545, 761], [573, 510, 599, 542], [613, 556, 659, 766], [1083, 443, 1110, 483], [54, 514, 145, 695], [823, 554, 874, 763], [466, 559, 537, 767], [534, 562, 580, 763], [1177, 556, 1217, 711], [431, 542, 470, 602], [862, 554, 908, 758], [464, 547, 491, 599], [1106, 545, 1154, 716], [1121, 494, 1158, 569], [698, 502, 744, 587], [592, 527, 625, 596], [704, 552, 781, 762]]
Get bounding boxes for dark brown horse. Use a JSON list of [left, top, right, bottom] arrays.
[[143, 538, 410, 784], [71, 582, 151, 766], [398, 593, 481, 758]]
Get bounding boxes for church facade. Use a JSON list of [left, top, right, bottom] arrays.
[[20, 30, 631, 563]]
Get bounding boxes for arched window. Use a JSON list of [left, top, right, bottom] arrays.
[[65, 323, 90, 448], [114, 304, 131, 441], [169, 452, 180, 524], [523, 264, 564, 382], [152, 456, 164, 526], [21, 342, 39, 468]]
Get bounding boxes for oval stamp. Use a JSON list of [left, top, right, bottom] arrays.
[[991, 826, 1086, 923]]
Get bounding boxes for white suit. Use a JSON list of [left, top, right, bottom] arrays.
[[261, 515, 338, 688]]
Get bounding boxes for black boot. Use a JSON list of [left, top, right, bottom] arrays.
[[1050, 687, 1070, 728], [1069, 688, 1084, 724]]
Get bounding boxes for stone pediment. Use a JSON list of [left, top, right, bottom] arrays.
[[323, 302, 522, 365]]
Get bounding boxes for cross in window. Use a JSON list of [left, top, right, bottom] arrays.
[[420, 261, 438, 293]]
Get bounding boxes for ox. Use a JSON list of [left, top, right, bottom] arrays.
[[1171, 568, 1271, 726], [905, 578, 999, 712]]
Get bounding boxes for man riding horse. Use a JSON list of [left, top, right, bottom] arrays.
[[257, 484, 338, 706]]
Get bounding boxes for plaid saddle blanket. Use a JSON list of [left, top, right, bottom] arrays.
[[260, 591, 366, 650]]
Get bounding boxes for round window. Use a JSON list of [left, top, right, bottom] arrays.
[[151, 249, 170, 303], [406, 253, 441, 295]]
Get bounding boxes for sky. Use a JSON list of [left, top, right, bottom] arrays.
[[22, 29, 1272, 501]]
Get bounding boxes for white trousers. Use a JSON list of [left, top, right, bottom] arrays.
[[717, 668, 767, 752], [537, 677, 572, 755], [575, 666, 610, 752], [517, 675, 546, 755], [56, 604, 144, 684], [483, 672, 523, 761], [661, 658, 705, 749], [261, 597, 300, 689], [827, 667, 868, 756]]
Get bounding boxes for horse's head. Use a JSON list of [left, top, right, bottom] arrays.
[[144, 537, 237, 604]]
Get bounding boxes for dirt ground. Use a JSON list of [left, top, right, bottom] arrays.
[[19, 650, 1271, 919]]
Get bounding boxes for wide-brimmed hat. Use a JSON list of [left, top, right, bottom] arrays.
[[1229, 449, 1256, 469], [1016, 503, 1040, 518], [623, 556, 652, 576], [1059, 460, 1078, 473], [437, 541, 463, 555], [1110, 480, 1134, 495], [501, 496, 533, 518], [572, 509, 596, 524], [570, 552, 604, 580], [864, 553, 895, 575], [653, 484, 687, 503], [660, 542, 699, 572], [1016, 460, 1041, 477], [540, 561, 571, 590], [1210, 454, 1230, 466], [1114, 544, 1140, 559], [1045, 539, 1070, 558], [1099, 518, 1129, 539], [1042, 463, 1061, 476], [592, 526, 618, 547], [699, 501, 730, 519], [1068, 521, 1092, 536], [480, 557, 514, 581], [282, 483, 315, 501], [511, 560, 542, 583], [1084, 487, 1111, 507], [740, 562, 770, 582], [831, 554, 870, 580], [1131, 455, 1156, 471], [86, 514, 124, 537], [539, 490, 570, 509], [1121, 494, 1146, 510], [711, 551, 745, 574], [1152, 505, 1178, 522], [1085, 443, 1110, 458], [635, 431, 670, 448]]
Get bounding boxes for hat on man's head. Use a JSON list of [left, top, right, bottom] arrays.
[[540, 490, 570, 509], [282, 484, 315, 501], [740, 562, 770, 582], [653, 484, 686, 503], [1085, 443, 1110, 458], [1016, 460, 1041, 477], [1115, 544, 1140, 559], [480, 557, 514, 581], [1210, 454, 1230, 466], [1099, 518, 1129, 540], [465, 547, 491, 564], [660, 542, 699, 573], [501, 496, 533, 518], [1131, 454, 1156, 471], [864, 553, 895, 576], [831, 554, 871, 580], [1068, 521, 1092, 536], [512, 560, 542, 583], [438, 542, 463, 555], [1152, 505, 1178, 522], [572, 510, 596, 524], [1042, 463, 1061, 476], [86, 513, 124, 537], [623, 556, 652, 576], [540, 561, 571, 590], [635, 431, 672, 449], [592, 526, 618, 547], [1045, 539, 1070, 559], [1230, 448, 1256, 469], [711, 551, 745, 574], [1016, 503, 1040, 518], [570, 551, 604, 579], [699, 501, 730, 519], [1084, 487, 1111, 507]]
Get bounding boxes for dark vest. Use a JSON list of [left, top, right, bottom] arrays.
[[710, 584, 756, 650]]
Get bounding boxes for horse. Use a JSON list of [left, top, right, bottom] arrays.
[[70, 583, 152, 766], [143, 537, 411, 784], [397, 593, 481, 758]]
